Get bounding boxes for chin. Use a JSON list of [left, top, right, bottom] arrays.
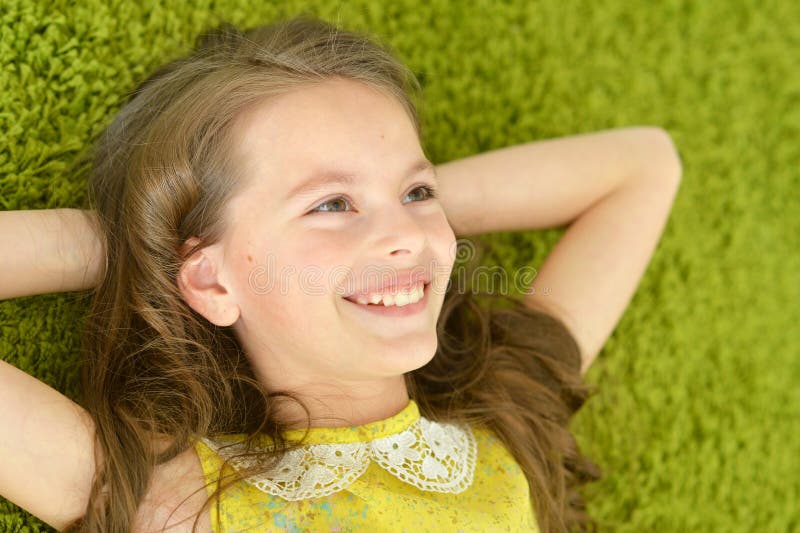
[[384, 340, 438, 375]]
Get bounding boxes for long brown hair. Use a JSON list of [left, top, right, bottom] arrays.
[[65, 14, 601, 533]]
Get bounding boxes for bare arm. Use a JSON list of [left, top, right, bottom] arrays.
[[0, 357, 212, 532], [0, 208, 106, 527], [0, 208, 104, 300], [435, 126, 683, 375], [0, 208, 212, 530], [0, 359, 97, 530]]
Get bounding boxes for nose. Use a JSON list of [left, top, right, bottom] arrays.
[[370, 200, 428, 257]]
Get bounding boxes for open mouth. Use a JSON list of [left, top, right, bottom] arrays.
[[344, 282, 429, 306], [342, 282, 430, 315]]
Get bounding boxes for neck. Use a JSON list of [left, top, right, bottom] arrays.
[[268, 375, 411, 430]]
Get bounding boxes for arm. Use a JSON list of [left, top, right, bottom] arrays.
[[0, 209, 105, 527], [0, 208, 104, 300], [0, 359, 98, 530], [435, 126, 683, 375]]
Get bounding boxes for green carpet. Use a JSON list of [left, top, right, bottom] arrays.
[[1, 1, 797, 531]]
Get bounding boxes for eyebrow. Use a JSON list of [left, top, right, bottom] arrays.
[[285, 159, 436, 201]]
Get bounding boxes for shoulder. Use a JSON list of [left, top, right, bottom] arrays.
[[132, 444, 213, 533]]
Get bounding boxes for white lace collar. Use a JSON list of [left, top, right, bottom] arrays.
[[200, 400, 477, 501]]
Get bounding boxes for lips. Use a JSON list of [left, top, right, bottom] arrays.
[[342, 281, 430, 317], [342, 269, 431, 301], [344, 283, 429, 307]]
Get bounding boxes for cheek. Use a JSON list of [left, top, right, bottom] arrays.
[[284, 229, 357, 284], [237, 257, 335, 335], [240, 237, 352, 309]]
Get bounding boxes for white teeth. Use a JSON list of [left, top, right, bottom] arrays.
[[396, 285, 424, 307], [351, 283, 425, 307], [413, 285, 423, 302]]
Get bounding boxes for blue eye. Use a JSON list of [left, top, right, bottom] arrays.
[[309, 184, 438, 214]]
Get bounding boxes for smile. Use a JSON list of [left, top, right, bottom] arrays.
[[342, 282, 430, 317]]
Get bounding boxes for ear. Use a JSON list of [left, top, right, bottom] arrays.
[[177, 238, 240, 327]]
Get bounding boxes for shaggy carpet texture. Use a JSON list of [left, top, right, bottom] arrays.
[[1, 1, 797, 531]]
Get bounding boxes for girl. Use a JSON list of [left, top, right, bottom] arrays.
[[0, 14, 682, 533]]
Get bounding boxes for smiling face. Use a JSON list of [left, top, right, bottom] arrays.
[[205, 77, 456, 409]]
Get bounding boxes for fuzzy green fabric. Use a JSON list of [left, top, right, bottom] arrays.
[[1, 1, 797, 531]]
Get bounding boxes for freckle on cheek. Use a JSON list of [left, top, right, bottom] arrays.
[[247, 255, 253, 263]]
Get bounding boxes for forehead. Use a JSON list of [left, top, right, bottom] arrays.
[[231, 78, 423, 189]]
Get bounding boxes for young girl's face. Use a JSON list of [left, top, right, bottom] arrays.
[[214, 78, 456, 398]]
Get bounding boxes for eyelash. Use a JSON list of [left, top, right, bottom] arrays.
[[308, 184, 439, 214]]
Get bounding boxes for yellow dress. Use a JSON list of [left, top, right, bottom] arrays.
[[193, 400, 538, 532]]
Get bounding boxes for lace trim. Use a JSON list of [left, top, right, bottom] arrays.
[[201, 417, 477, 501]]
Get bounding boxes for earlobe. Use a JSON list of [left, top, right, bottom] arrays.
[[177, 248, 240, 327]]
